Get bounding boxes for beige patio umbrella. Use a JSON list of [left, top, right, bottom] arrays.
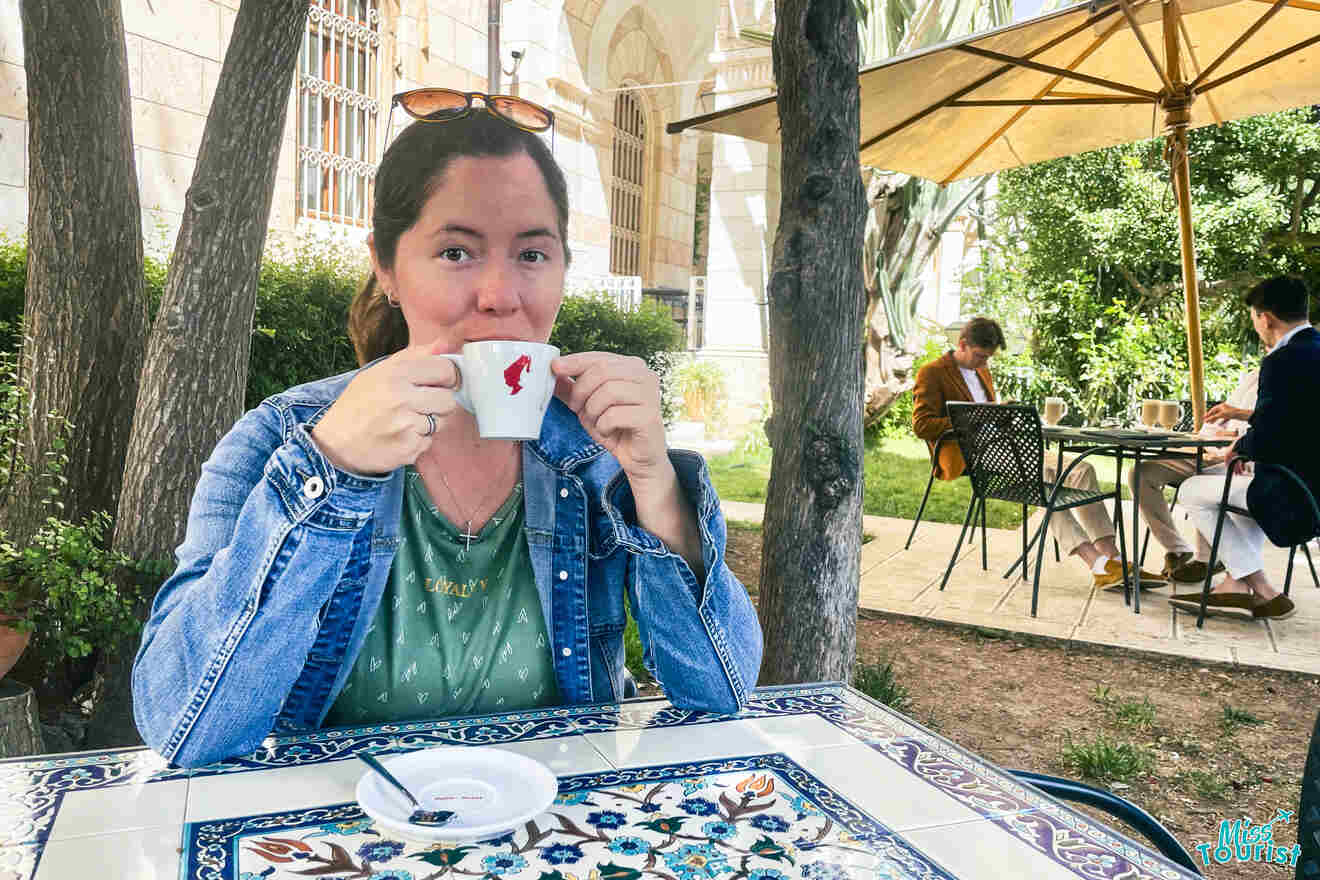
[[668, 0, 1320, 427]]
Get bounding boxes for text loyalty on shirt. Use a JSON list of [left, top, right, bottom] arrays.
[[423, 576, 489, 598]]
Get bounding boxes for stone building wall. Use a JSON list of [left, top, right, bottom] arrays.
[[0, 0, 782, 435], [0, 0, 709, 289]]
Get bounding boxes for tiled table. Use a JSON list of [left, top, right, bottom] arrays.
[[0, 683, 1198, 879]]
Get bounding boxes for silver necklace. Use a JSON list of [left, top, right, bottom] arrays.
[[433, 442, 520, 556]]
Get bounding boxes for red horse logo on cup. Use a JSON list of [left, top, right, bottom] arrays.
[[503, 355, 532, 395]]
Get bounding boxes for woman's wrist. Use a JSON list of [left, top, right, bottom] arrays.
[[629, 461, 706, 579]]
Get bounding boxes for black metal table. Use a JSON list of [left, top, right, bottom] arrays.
[[1041, 425, 1234, 613]]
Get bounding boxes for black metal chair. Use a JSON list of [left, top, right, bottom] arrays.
[[905, 428, 987, 555], [941, 402, 1128, 616], [1298, 709, 1320, 879], [1194, 458, 1320, 628], [1008, 770, 1201, 875], [1172, 399, 1198, 433]]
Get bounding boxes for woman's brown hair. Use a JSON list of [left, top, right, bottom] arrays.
[[348, 112, 571, 365]]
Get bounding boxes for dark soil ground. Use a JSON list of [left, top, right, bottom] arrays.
[[721, 523, 1319, 880]]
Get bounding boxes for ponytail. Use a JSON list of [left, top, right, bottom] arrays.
[[347, 273, 409, 366]]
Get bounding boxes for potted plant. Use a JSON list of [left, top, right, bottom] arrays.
[[0, 513, 150, 685], [669, 359, 729, 446], [0, 564, 32, 680]]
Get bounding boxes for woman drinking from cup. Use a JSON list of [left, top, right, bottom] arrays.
[[131, 97, 763, 768]]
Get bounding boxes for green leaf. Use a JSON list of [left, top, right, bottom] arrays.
[[408, 845, 476, 867], [634, 816, 685, 834], [749, 835, 794, 864], [596, 863, 643, 880]]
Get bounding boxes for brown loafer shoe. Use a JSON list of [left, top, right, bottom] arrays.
[[1252, 595, 1296, 620], [1168, 591, 1255, 618], [1170, 559, 1226, 583], [1162, 551, 1194, 579]]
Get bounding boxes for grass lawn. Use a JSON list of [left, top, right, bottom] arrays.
[[707, 435, 1129, 530]]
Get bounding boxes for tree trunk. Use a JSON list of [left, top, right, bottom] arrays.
[[89, 0, 312, 750], [760, 0, 866, 685], [8, 0, 146, 542]]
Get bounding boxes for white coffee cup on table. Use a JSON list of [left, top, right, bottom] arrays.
[[439, 340, 559, 440], [1042, 396, 1068, 426]]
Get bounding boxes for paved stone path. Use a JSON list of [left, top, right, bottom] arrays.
[[721, 500, 1320, 676]]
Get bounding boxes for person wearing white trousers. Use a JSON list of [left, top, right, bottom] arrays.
[[1169, 277, 1315, 622], [1178, 472, 1266, 592]]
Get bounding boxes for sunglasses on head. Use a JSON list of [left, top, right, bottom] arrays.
[[383, 88, 555, 156]]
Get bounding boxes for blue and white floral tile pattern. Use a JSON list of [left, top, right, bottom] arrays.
[[0, 840, 36, 879], [0, 685, 1199, 880], [236, 709, 584, 772], [570, 685, 915, 746], [0, 686, 912, 867], [877, 738, 1191, 880], [185, 753, 955, 880], [0, 748, 176, 848]]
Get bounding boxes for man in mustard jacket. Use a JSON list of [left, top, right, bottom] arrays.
[[911, 318, 1159, 590]]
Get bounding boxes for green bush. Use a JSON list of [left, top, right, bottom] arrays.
[[0, 336, 72, 519], [0, 341, 157, 683], [0, 514, 153, 663], [968, 115, 1320, 425], [549, 293, 685, 422], [967, 264, 1259, 424], [0, 237, 24, 353], [869, 334, 945, 440], [3, 242, 688, 418], [1060, 732, 1154, 783], [853, 657, 912, 713], [247, 240, 365, 408], [0, 237, 366, 410]]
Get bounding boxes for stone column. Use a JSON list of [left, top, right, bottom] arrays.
[[695, 52, 776, 428], [704, 132, 776, 351]]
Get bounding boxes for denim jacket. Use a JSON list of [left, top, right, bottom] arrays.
[[132, 368, 763, 768]]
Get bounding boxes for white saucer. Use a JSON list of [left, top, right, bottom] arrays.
[[355, 746, 558, 842]]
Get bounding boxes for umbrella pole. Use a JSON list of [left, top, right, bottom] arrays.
[[1169, 127, 1206, 430], [1162, 2, 1206, 430]]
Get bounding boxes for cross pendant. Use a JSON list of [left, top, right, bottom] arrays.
[[458, 522, 479, 551]]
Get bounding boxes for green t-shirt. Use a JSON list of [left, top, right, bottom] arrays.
[[323, 469, 560, 727]]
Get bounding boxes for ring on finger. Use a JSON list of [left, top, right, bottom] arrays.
[[422, 412, 438, 437]]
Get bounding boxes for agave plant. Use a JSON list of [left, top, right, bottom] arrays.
[[857, 0, 1013, 427]]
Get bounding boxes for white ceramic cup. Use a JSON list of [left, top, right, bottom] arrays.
[[439, 341, 559, 440], [1042, 396, 1068, 425]]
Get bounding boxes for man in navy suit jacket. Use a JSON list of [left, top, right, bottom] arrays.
[[1172, 276, 1319, 621]]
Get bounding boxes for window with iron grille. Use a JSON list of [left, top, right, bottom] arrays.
[[297, 0, 381, 227], [609, 91, 646, 277]]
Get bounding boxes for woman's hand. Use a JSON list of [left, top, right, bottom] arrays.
[[311, 340, 464, 476], [552, 352, 705, 577], [551, 352, 670, 483], [1227, 438, 1249, 475], [1205, 402, 1251, 424]]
